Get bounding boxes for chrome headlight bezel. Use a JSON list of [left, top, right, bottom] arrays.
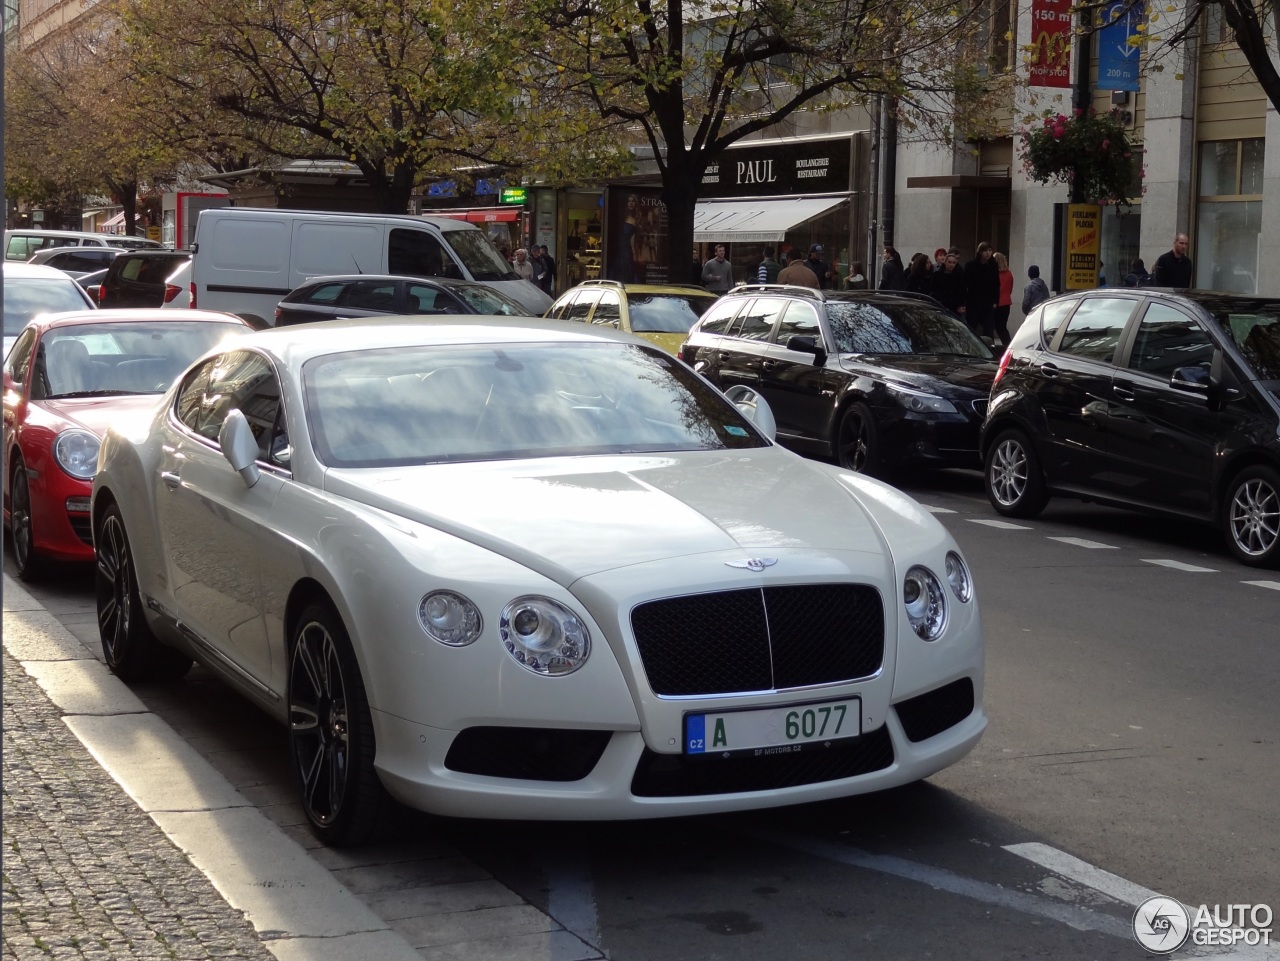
[[944, 551, 973, 603], [499, 595, 590, 676], [885, 382, 958, 414], [903, 565, 947, 640], [418, 590, 483, 647], [53, 429, 101, 480]]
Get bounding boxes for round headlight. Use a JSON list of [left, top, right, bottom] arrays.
[[418, 591, 482, 646], [903, 566, 947, 640], [54, 429, 101, 480], [944, 551, 973, 603], [499, 596, 590, 676]]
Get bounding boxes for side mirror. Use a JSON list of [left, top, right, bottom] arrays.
[[218, 409, 261, 488], [1169, 365, 1210, 393], [784, 335, 827, 365], [722, 385, 777, 441]]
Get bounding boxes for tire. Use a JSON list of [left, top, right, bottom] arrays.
[[288, 601, 389, 846], [984, 428, 1049, 518], [10, 456, 45, 582], [95, 504, 193, 681], [1221, 465, 1280, 568], [834, 402, 886, 477]]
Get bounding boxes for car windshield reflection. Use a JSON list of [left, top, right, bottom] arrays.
[[1215, 308, 1280, 380], [304, 342, 767, 467], [627, 294, 714, 333], [825, 301, 993, 358]]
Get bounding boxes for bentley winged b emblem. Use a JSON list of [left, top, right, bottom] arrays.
[[725, 557, 778, 572]]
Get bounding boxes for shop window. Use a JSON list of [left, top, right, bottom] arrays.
[[1196, 139, 1264, 294]]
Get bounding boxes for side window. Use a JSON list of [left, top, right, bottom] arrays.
[[729, 298, 786, 341], [565, 291, 599, 322], [1128, 304, 1215, 376], [1040, 299, 1076, 344], [406, 284, 442, 312], [341, 280, 399, 312], [696, 299, 741, 335], [5, 328, 38, 387], [547, 295, 573, 320], [775, 302, 822, 342], [185, 351, 286, 463], [1054, 297, 1134, 363], [388, 228, 458, 279], [302, 283, 346, 306], [591, 292, 621, 328]]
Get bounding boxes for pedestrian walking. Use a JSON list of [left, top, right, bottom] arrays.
[[758, 246, 781, 284], [904, 252, 933, 294], [931, 249, 967, 318], [1022, 264, 1051, 313], [701, 244, 734, 294], [529, 245, 550, 290], [879, 246, 905, 290], [539, 244, 557, 295], [1124, 257, 1150, 287], [846, 261, 870, 290], [778, 250, 820, 288], [992, 251, 1013, 347], [512, 248, 534, 283], [964, 242, 1000, 340], [933, 247, 948, 272], [804, 244, 833, 289], [1150, 233, 1194, 288]]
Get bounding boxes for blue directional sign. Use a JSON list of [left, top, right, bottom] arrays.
[[1098, 2, 1141, 91]]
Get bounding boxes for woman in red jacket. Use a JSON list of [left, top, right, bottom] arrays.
[[992, 252, 1014, 348]]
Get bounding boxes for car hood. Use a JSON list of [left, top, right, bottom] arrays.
[[323, 448, 890, 585], [42, 394, 166, 436], [485, 278, 553, 314], [838, 354, 998, 397]]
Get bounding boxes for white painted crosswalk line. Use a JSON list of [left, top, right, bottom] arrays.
[[1004, 842, 1157, 907], [1142, 559, 1219, 573], [969, 518, 1033, 530], [1048, 536, 1118, 549], [1242, 580, 1280, 592], [924, 505, 957, 514]]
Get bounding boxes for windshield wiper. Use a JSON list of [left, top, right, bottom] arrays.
[[52, 389, 148, 398]]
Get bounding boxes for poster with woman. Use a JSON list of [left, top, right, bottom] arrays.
[[605, 187, 669, 284]]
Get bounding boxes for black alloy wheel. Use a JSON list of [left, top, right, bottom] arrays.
[[288, 602, 388, 846], [95, 504, 192, 681], [984, 428, 1049, 518], [835, 403, 885, 477], [10, 457, 43, 581], [1223, 465, 1280, 567]]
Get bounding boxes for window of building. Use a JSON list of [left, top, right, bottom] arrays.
[[1196, 138, 1264, 294]]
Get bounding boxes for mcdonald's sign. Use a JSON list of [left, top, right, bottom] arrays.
[[1029, 0, 1073, 87]]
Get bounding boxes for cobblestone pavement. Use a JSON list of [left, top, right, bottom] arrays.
[[2, 650, 278, 961]]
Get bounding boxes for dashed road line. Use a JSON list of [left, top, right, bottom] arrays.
[[1242, 580, 1280, 592], [1047, 536, 1119, 549], [968, 518, 1034, 530], [1142, 559, 1219, 573]]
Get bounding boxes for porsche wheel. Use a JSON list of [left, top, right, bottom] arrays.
[[95, 504, 192, 681], [10, 457, 44, 581], [1222, 465, 1280, 568], [288, 602, 389, 846], [835, 403, 885, 477], [985, 429, 1048, 518]]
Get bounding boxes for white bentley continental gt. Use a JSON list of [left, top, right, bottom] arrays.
[[92, 317, 985, 845]]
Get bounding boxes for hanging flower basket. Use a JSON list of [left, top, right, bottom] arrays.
[[1018, 108, 1140, 205]]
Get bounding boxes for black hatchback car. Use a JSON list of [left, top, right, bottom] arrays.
[[97, 250, 191, 308], [275, 274, 528, 325], [981, 289, 1280, 566], [679, 286, 998, 476]]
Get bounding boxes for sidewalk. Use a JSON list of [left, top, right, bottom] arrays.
[[2, 634, 277, 959]]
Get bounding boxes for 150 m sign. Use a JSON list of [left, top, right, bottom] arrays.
[[1030, 0, 1073, 87]]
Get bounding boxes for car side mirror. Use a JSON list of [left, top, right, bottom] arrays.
[[1169, 365, 1210, 393], [1206, 348, 1241, 410], [785, 335, 827, 365], [218, 409, 261, 488], [722, 385, 777, 441]]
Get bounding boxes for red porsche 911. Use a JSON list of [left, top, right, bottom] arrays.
[[3, 309, 253, 579]]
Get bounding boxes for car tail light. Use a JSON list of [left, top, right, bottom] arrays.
[[95, 286, 107, 305], [188, 282, 196, 308], [163, 284, 181, 303], [991, 348, 1012, 388], [274, 307, 283, 323]]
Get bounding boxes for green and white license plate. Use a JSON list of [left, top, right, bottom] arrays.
[[684, 697, 862, 756]]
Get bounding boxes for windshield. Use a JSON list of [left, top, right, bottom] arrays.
[[446, 284, 528, 316], [4, 277, 90, 335], [1214, 308, 1280, 381], [36, 321, 248, 397], [826, 300, 993, 357], [440, 229, 519, 282], [304, 342, 767, 467], [627, 293, 716, 333]]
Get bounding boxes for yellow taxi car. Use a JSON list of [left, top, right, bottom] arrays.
[[546, 280, 719, 356]]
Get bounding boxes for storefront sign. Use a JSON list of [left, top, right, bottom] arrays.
[[699, 138, 852, 199], [604, 186, 670, 284], [499, 187, 528, 205], [1097, 2, 1141, 91], [1030, 0, 1073, 88], [1064, 203, 1101, 289]]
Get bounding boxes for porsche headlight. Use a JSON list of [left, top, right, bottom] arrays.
[[944, 551, 973, 603], [418, 591, 482, 646], [903, 566, 947, 640], [499, 596, 590, 675], [886, 382, 958, 414], [54, 429, 101, 480]]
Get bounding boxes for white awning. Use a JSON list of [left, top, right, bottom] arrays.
[[693, 197, 845, 243]]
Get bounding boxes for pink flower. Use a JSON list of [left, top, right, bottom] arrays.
[[1101, 139, 1110, 150], [1052, 125, 1065, 139], [1123, 151, 1132, 158]]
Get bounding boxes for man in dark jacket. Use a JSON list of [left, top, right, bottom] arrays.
[[757, 246, 781, 284], [1021, 265, 1051, 313], [805, 244, 832, 290], [538, 245, 557, 295], [963, 242, 1000, 339], [879, 246, 905, 291], [1150, 233, 1194, 288], [931, 249, 966, 317]]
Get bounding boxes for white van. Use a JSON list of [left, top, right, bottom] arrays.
[[190, 208, 551, 325]]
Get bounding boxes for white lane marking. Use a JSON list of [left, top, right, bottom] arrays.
[[924, 505, 957, 514], [546, 854, 600, 948], [743, 829, 1131, 938], [1242, 580, 1280, 592], [1003, 842, 1156, 907], [1142, 559, 1219, 573], [969, 519, 1034, 530], [1048, 536, 1119, 550]]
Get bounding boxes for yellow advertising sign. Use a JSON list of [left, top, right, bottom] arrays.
[[1065, 204, 1100, 290], [146, 226, 162, 241]]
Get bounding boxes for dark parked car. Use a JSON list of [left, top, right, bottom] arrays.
[[274, 274, 528, 326], [981, 289, 1280, 566], [679, 286, 998, 476], [26, 245, 120, 278], [97, 250, 191, 308]]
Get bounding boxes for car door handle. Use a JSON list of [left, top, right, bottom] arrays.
[[161, 471, 181, 489], [1112, 383, 1135, 401], [1038, 362, 1059, 378], [762, 359, 783, 370]]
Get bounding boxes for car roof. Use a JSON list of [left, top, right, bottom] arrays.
[[3, 262, 84, 280], [29, 309, 251, 332], [291, 274, 490, 290], [566, 281, 716, 298]]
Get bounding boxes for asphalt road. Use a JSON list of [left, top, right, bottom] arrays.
[[7, 468, 1278, 960]]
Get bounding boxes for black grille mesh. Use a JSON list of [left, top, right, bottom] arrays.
[[444, 727, 612, 781], [69, 514, 93, 546], [631, 725, 894, 797], [894, 678, 975, 743], [631, 585, 884, 696]]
